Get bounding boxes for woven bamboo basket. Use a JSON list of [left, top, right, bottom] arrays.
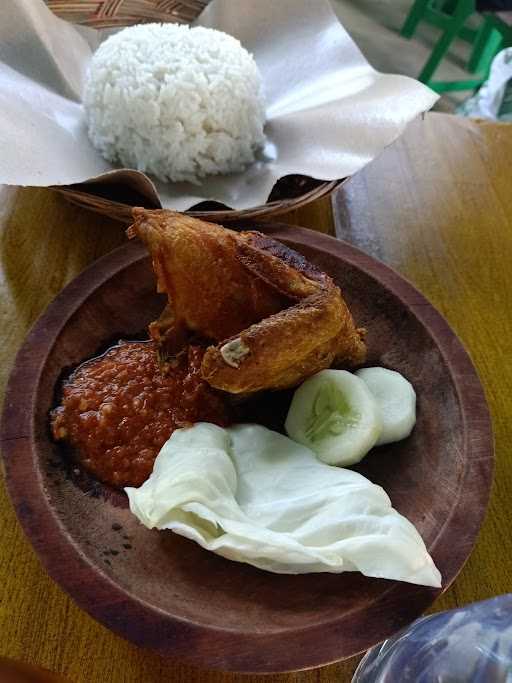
[[46, 0, 343, 222]]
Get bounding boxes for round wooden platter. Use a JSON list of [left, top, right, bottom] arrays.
[[0, 223, 493, 673]]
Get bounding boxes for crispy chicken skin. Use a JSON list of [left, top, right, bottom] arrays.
[[128, 209, 366, 394]]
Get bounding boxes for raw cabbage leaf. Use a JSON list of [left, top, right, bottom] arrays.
[[125, 423, 441, 587]]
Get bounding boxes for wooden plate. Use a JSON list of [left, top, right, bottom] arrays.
[[0, 224, 493, 673]]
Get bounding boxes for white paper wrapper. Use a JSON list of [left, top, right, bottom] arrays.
[[0, 0, 438, 211]]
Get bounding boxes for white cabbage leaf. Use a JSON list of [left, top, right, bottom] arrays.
[[125, 423, 441, 587]]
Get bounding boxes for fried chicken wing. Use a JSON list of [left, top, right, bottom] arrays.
[[128, 209, 366, 394], [128, 209, 288, 354]]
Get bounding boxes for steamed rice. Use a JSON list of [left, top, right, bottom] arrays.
[[83, 24, 266, 184]]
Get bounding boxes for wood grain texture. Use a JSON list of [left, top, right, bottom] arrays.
[[0, 110, 509, 681], [334, 111, 512, 624], [0, 225, 492, 672]]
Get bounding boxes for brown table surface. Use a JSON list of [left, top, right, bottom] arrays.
[[0, 111, 511, 682]]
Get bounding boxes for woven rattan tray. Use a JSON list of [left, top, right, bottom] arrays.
[[45, 0, 342, 222]]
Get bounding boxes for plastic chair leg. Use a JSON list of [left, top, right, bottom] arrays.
[[468, 20, 504, 74], [401, 0, 432, 39], [418, 2, 475, 82], [468, 17, 493, 72]]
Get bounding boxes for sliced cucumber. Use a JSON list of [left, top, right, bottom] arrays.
[[285, 369, 381, 466], [356, 367, 416, 446]]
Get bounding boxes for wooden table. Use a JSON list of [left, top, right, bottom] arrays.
[[0, 112, 511, 682]]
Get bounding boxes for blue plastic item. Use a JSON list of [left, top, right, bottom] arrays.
[[352, 594, 512, 682]]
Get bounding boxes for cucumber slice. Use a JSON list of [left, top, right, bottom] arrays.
[[356, 367, 416, 446], [285, 369, 381, 466]]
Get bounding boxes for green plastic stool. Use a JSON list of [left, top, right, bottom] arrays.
[[468, 12, 512, 73], [401, 0, 478, 84], [401, 0, 512, 91], [431, 12, 512, 91]]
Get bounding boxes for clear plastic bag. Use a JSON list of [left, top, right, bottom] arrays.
[[457, 48, 512, 121], [352, 594, 512, 682]]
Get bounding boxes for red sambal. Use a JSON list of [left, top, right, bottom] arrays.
[[51, 341, 231, 488]]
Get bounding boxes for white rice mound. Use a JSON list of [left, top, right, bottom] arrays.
[[83, 23, 266, 184]]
